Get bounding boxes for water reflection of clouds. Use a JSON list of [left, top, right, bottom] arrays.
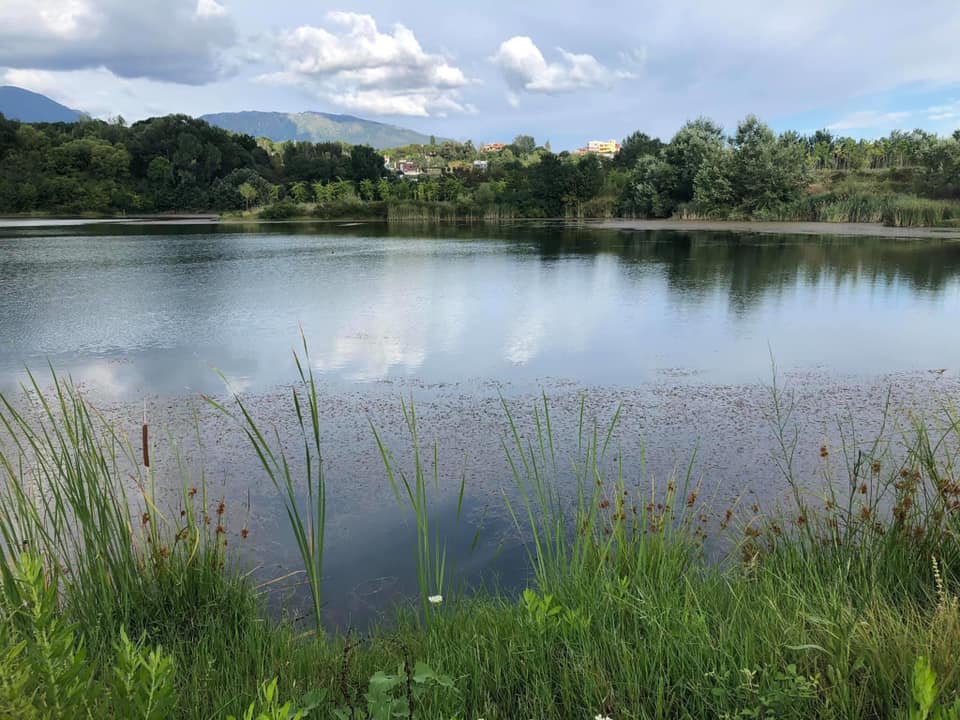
[[316, 334, 427, 382], [3, 228, 960, 395], [56, 359, 138, 399]]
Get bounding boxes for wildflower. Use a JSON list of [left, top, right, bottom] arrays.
[[215, 524, 226, 535], [188, 486, 198, 498], [217, 499, 225, 517], [686, 491, 698, 507], [871, 461, 881, 474], [820, 445, 829, 458], [859, 483, 867, 494], [241, 527, 249, 539], [599, 498, 610, 509], [141, 512, 150, 526], [428, 594, 443, 605], [595, 714, 613, 720]]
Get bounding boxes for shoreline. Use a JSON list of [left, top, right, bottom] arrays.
[[4, 213, 960, 239], [591, 217, 960, 239]]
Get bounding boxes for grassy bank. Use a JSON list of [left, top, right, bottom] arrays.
[[0, 366, 959, 719]]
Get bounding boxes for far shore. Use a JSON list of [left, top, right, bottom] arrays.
[[592, 218, 960, 239], [3, 214, 960, 239]]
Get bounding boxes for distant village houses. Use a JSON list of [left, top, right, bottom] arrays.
[[480, 142, 507, 153], [397, 161, 422, 177]]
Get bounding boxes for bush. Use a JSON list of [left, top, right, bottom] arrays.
[[259, 201, 305, 220]]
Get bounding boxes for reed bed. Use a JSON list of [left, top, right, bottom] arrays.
[[0, 370, 957, 718]]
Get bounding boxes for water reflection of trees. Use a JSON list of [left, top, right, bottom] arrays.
[[20, 222, 960, 314], [496, 227, 960, 311]]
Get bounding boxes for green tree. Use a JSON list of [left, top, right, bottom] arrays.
[[289, 181, 311, 204], [511, 135, 537, 156], [728, 115, 809, 214], [376, 177, 393, 202], [693, 151, 735, 217], [358, 179, 376, 201], [615, 131, 664, 170], [238, 182, 258, 210], [620, 155, 678, 217], [662, 118, 725, 204]]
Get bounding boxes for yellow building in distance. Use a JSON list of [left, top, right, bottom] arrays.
[[587, 139, 620, 155]]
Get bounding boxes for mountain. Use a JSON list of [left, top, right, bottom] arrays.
[[0, 86, 81, 123], [200, 110, 448, 149]]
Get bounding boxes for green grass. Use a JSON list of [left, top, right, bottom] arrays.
[[0, 370, 958, 718]]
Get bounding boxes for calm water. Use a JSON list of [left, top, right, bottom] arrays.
[[1, 220, 959, 395], [2, 219, 959, 627]]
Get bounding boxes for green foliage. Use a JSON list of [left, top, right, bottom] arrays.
[[619, 154, 678, 217], [229, 678, 305, 720], [3, 110, 958, 221], [259, 200, 304, 219], [2, 359, 960, 718], [1, 553, 97, 717], [663, 117, 726, 202], [0, 553, 179, 719], [333, 662, 456, 720], [909, 656, 960, 720], [109, 628, 177, 720]]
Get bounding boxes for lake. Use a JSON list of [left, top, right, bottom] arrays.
[[1, 219, 959, 627]]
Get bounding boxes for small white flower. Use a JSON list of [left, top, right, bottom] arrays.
[[595, 715, 613, 720], [428, 594, 443, 605]]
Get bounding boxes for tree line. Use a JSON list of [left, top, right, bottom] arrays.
[[0, 114, 387, 214], [1, 111, 958, 222]]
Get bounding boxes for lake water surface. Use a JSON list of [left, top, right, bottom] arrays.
[[1, 219, 959, 627]]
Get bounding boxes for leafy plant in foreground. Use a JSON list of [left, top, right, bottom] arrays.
[[909, 656, 960, 720]]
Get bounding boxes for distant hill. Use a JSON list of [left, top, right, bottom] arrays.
[[200, 110, 448, 149], [0, 86, 81, 123]]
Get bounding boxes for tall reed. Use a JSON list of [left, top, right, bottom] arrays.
[[207, 333, 327, 634], [0, 369, 232, 652], [372, 397, 470, 624], [500, 393, 707, 594]]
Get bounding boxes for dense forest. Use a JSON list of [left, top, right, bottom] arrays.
[[1, 111, 959, 225]]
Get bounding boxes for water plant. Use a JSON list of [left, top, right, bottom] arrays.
[[207, 333, 328, 634]]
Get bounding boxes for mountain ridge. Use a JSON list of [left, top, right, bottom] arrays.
[[200, 110, 450, 149], [0, 86, 81, 123]]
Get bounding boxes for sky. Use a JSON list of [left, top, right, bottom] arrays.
[[1, 0, 960, 150]]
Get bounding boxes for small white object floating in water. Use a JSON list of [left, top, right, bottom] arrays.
[[428, 594, 443, 605]]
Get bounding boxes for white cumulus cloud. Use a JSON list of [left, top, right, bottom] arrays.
[[261, 12, 474, 117], [492, 36, 630, 99], [195, 0, 227, 18]]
